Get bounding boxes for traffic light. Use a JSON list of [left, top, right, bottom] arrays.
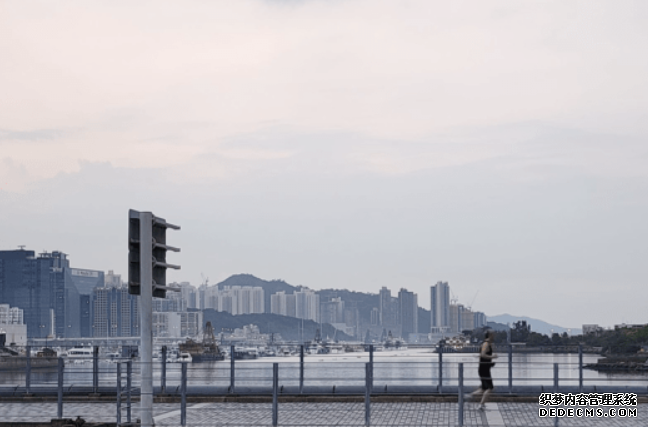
[[128, 209, 181, 298], [151, 215, 180, 298], [128, 210, 141, 295]]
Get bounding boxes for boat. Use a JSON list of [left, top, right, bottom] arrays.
[[67, 347, 94, 360], [178, 321, 225, 362], [233, 347, 258, 360], [178, 352, 192, 363], [0, 346, 57, 370]]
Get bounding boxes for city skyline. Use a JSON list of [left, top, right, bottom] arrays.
[[2, 1, 647, 328], [0, 247, 491, 341]]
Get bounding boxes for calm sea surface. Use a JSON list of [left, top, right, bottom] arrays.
[[2, 349, 645, 389]]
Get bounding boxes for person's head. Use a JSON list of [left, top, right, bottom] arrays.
[[484, 330, 494, 342]]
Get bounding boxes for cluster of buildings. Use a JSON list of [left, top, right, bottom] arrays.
[[0, 303, 26, 345], [0, 248, 487, 344], [430, 281, 487, 335]]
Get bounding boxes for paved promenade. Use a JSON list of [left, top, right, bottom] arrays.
[[0, 401, 646, 426]]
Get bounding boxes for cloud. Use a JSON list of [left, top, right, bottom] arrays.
[[2, 1, 648, 326]]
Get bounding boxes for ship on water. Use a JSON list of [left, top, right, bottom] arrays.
[[0, 346, 58, 370], [178, 321, 225, 362]]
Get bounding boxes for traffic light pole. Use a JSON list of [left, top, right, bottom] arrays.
[[139, 211, 154, 427]]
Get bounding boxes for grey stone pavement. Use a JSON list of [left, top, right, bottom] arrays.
[[0, 401, 646, 426]]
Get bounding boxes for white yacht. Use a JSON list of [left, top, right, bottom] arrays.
[[66, 347, 94, 361]]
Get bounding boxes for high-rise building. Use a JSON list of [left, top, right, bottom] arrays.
[[0, 249, 104, 338], [461, 308, 475, 331], [473, 311, 487, 328], [449, 304, 463, 333], [295, 288, 320, 322], [370, 307, 379, 325], [203, 286, 265, 315], [105, 270, 123, 288], [398, 288, 418, 338], [270, 289, 319, 322], [271, 291, 296, 317], [378, 286, 394, 326], [430, 281, 450, 332], [91, 286, 139, 337], [152, 311, 202, 338], [321, 297, 345, 325]]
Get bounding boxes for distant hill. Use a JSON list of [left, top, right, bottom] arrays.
[[487, 321, 510, 332], [318, 289, 378, 324], [215, 274, 299, 313], [199, 309, 354, 342], [489, 314, 582, 336]]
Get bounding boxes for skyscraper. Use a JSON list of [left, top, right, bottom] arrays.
[[0, 249, 103, 338], [430, 281, 450, 332], [91, 286, 140, 337], [398, 288, 418, 338], [378, 287, 391, 326]]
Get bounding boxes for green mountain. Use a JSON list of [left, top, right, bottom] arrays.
[[216, 274, 299, 312], [199, 309, 354, 342], [214, 275, 431, 334]]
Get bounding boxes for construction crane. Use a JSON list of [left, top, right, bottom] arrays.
[[467, 291, 479, 311]]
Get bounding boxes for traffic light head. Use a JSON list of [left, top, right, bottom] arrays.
[[128, 210, 141, 295], [128, 209, 180, 298]]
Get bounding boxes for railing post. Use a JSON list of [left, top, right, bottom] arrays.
[[365, 362, 371, 426], [554, 363, 559, 427], [230, 345, 235, 393], [92, 346, 99, 394], [25, 346, 31, 394], [438, 344, 443, 393], [272, 363, 279, 427], [161, 345, 167, 393], [127, 360, 132, 423], [508, 344, 513, 393], [181, 361, 187, 426], [57, 357, 64, 419], [458, 363, 464, 427], [578, 344, 583, 393], [116, 362, 122, 425], [369, 345, 374, 390], [299, 345, 304, 394]]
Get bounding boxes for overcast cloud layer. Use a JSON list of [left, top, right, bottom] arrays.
[[1, 0, 647, 328]]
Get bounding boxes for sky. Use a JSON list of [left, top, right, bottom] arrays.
[[1, 0, 647, 329]]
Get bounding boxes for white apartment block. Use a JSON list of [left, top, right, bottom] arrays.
[[0, 304, 24, 325], [152, 311, 203, 338], [271, 289, 319, 322], [202, 286, 264, 315]]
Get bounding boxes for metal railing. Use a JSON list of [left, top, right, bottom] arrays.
[[1, 344, 646, 426]]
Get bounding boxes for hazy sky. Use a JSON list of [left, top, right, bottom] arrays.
[[2, 1, 647, 329]]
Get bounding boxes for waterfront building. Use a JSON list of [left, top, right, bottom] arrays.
[[91, 286, 139, 337], [152, 311, 202, 338], [449, 304, 462, 333], [461, 307, 475, 331], [430, 281, 450, 332], [370, 307, 379, 325], [398, 288, 418, 338], [295, 288, 319, 322], [473, 311, 487, 328], [153, 284, 185, 312], [0, 249, 105, 339], [270, 289, 319, 322], [176, 282, 197, 309], [0, 303, 27, 346], [0, 304, 23, 325], [203, 286, 264, 315], [378, 287, 391, 326], [104, 270, 123, 288], [320, 297, 345, 325]]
